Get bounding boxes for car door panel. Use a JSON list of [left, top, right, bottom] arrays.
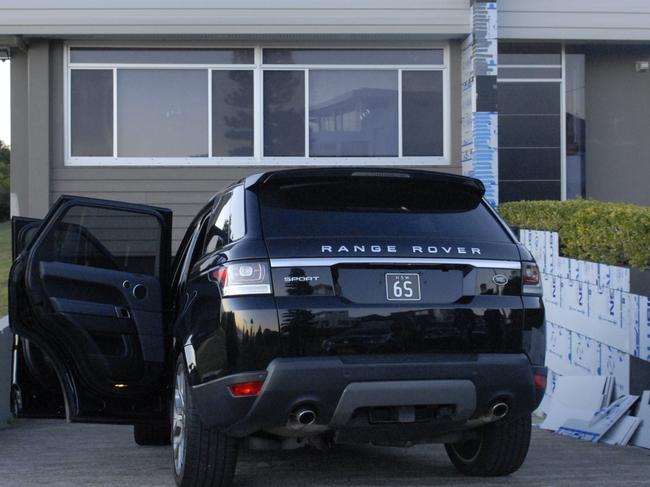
[[10, 195, 172, 423]]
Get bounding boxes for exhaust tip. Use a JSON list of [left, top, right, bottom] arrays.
[[491, 402, 509, 419], [291, 407, 317, 427], [296, 408, 317, 426]]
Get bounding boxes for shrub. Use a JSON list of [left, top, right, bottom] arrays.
[[498, 200, 650, 269]]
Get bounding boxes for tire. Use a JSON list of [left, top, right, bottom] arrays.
[[445, 414, 531, 477], [172, 355, 239, 487], [134, 423, 171, 446]]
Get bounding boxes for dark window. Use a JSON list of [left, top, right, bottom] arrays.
[[39, 204, 162, 277], [500, 148, 561, 180], [203, 186, 246, 254], [499, 67, 562, 79], [565, 53, 586, 199], [498, 83, 561, 115], [212, 70, 254, 157], [402, 71, 444, 156], [171, 210, 207, 289], [499, 115, 561, 148], [258, 178, 510, 242], [70, 48, 254, 65], [71, 70, 113, 157], [263, 71, 305, 156], [263, 49, 443, 65], [498, 42, 563, 202], [498, 43, 561, 66], [500, 181, 561, 202]]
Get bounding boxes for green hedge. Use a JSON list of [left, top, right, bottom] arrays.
[[498, 200, 650, 269]]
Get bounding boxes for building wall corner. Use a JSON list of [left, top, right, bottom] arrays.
[[461, 1, 499, 206], [10, 40, 50, 218]]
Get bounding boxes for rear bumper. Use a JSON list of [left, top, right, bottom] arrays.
[[191, 353, 545, 441]]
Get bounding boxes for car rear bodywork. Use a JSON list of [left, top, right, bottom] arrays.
[[180, 168, 546, 445]]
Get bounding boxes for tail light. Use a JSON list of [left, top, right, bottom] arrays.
[[522, 262, 542, 296], [228, 380, 265, 397], [534, 372, 547, 390], [209, 261, 272, 297]]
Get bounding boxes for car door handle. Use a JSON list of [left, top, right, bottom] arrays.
[[115, 306, 131, 319]]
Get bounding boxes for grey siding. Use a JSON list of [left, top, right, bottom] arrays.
[[0, 0, 470, 36], [10, 43, 50, 218], [48, 42, 463, 249], [585, 46, 650, 206], [499, 0, 650, 41]]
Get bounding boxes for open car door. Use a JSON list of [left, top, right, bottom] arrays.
[[9, 196, 172, 424]]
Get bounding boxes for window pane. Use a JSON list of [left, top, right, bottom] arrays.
[[498, 82, 561, 115], [499, 115, 561, 148], [263, 49, 443, 65], [402, 71, 443, 156], [498, 67, 562, 79], [499, 181, 561, 202], [212, 71, 254, 157], [43, 204, 162, 276], [258, 178, 510, 242], [71, 70, 113, 157], [203, 186, 245, 254], [71, 48, 254, 65], [117, 69, 208, 157], [565, 53, 586, 199], [500, 148, 561, 180], [309, 70, 398, 157], [263, 71, 305, 157], [498, 43, 562, 65]]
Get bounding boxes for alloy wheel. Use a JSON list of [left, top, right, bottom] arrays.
[[172, 365, 187, 475]]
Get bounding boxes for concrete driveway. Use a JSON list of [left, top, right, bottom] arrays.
[[0, 420, 649, 487]]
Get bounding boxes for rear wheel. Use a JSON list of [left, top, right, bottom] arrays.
[[134, 423, 171, 446], [172, 355, 238, 487], [445, 414, 531, 477]]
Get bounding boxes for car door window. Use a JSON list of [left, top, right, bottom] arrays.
[[203, 185, 245, 255], [41, 204, 162, 276]]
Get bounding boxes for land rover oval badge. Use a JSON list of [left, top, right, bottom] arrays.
[[493, 274, 509, 286]]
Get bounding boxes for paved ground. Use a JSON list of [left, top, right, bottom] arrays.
[[1, 420, 649, 486]]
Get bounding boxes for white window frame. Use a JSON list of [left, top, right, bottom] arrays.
[[64, 42, 451, 167]]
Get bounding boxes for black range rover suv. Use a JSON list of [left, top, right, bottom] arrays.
[[9, 168, 546, 486]]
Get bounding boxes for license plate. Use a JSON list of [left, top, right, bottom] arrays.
[[385, 273, 421, 301]]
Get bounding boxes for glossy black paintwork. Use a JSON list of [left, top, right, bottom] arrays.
[[264, 237, 521, 261], [10, 168, 544, 426]]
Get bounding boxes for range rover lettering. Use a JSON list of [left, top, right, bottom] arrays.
[[8, 168, 546, 486]]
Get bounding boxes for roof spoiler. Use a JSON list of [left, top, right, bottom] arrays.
[[246, 167, 485, 197]]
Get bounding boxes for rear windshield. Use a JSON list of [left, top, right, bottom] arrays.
[[257, 177, 512, 242]]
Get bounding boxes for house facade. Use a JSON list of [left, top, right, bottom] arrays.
[[1, 0, 649, 247]]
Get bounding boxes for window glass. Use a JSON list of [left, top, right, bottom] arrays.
[[212, 70, 254, 157], [258, 178, 510, 242], [263, 49, 443, 65], [499, 67, 562, 79], [68, 47, 448, 163], [39, 205, 162, 277], [263, 71, 305, 156], [402, 71, 443, 156], [70, 48, 254, 65], [203, 186, 245, 255], [309, 70, 398, 157], [71, 70, 113, 156], [117, 69, 208, 157], [565, 53, 586, 199], [498, 42, 561, 195], [171, 212, 204, 289], [498, 43, 561, 65]]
